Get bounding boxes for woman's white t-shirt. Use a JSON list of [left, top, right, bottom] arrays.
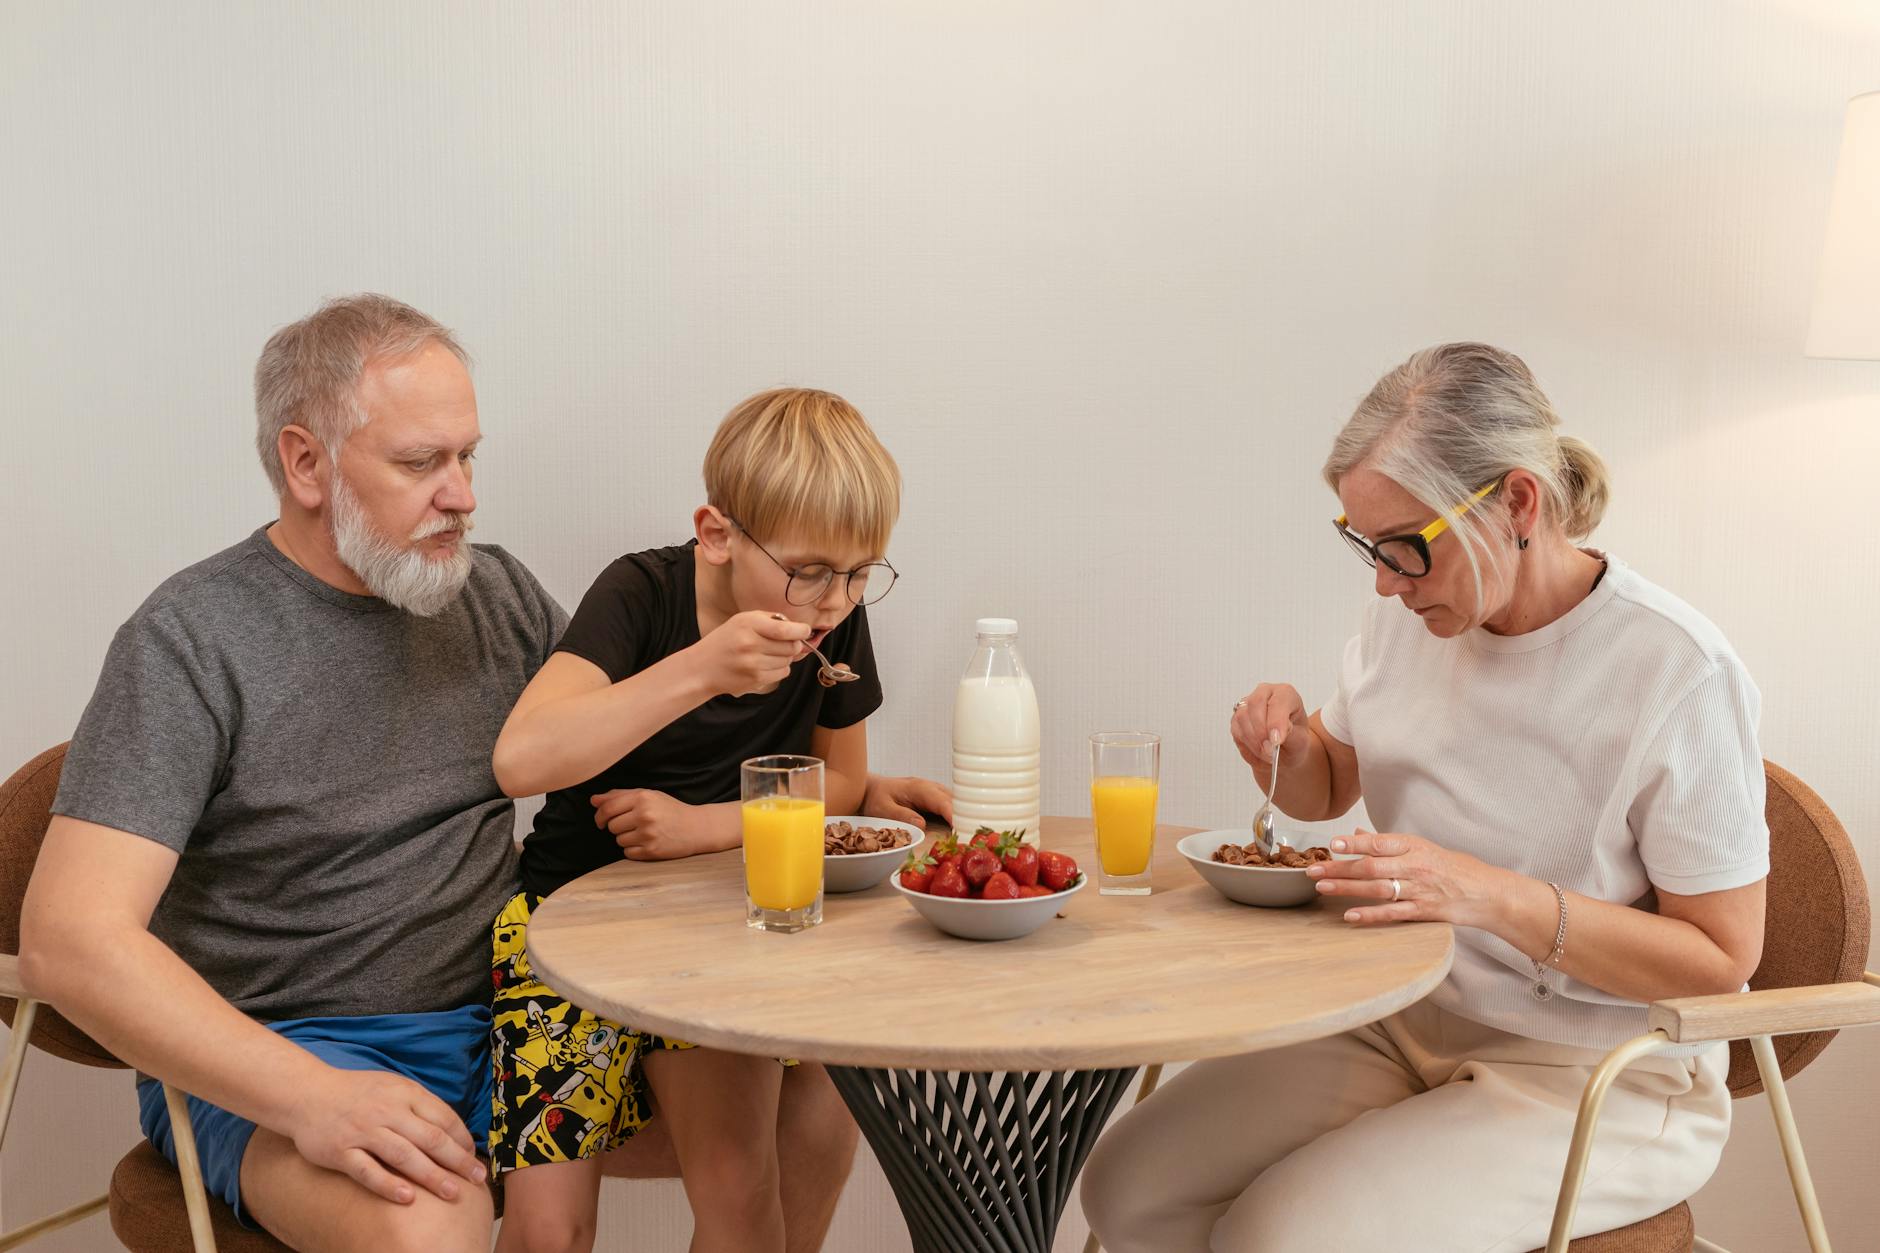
[[1318, 553, 1768, 1051]]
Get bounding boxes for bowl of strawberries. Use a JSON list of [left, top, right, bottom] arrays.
[[892, 828, 1085, 941]]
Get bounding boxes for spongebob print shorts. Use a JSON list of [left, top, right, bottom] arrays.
[[488, 891, 694, 1174]]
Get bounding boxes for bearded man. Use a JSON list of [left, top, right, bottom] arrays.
[[20, 294, 559, 1251], [20, 293, 953, 1251]]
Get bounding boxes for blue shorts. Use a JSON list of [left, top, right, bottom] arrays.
[[136, 1004, 493, 1228]]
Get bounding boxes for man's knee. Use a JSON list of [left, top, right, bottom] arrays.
[[243, 1131, 494, 1253], [369, 1185, 495, 1253]]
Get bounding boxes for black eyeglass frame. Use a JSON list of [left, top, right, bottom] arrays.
[[1331, 478, 1504, 579], [727, 517, 900, 607]]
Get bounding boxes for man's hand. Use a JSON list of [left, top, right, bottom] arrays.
[[286, 1067, 485, 1204]]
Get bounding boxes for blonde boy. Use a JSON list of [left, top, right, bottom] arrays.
[[488, 389, 901, 1253]]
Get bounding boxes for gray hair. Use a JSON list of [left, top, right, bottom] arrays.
[[253, 294, 470, 494], [1322, 342, 1612, 602]]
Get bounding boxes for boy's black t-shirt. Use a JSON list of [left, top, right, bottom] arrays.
[[520, 542, 883, 896]]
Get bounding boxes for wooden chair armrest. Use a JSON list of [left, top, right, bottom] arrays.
[[0, 953, 21, 1000], [1647, 981, 1880, 1043]]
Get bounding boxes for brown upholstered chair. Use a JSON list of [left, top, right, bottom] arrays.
[[1539, 760, 1874, 1253], [1085, 761, 1873, 1253], [0, 743, 286, 1252]]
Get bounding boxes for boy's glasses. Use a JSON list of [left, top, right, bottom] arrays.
[[1333, 479, 1502, 579], [729, 520, 899, 607]]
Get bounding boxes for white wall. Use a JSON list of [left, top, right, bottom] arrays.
[[3, 2, 1877, 1249]]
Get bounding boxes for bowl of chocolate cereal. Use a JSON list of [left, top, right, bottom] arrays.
[[822, 817, 925, 893], [1176, 829, 1341, 907]]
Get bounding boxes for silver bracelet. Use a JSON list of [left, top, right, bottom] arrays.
[[1530, 882, 1567, 1002]]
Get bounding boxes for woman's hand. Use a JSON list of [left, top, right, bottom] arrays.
[[591, 788, 708, 860], [1307, 830, 1513, 931], [1231, 683, 1312, 771], [1315, 831, 1769, 1004]]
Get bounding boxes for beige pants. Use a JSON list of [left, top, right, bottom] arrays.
[[1080, 1000, 1729, 1253]]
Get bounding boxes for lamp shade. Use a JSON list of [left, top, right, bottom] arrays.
[[1807, 92, 1880, 360]]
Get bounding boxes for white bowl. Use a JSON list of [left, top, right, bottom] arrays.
[[1176, 830, 1341, 907], [891, 873, 1087, 940], [822, 817, 926, 893]]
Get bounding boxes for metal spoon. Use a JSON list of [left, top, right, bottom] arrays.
[[807, 642, 860, 688], [1252, 737, 1281, 857], [771, 614, 861, 687]]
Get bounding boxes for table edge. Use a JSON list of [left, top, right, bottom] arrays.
[[527, 919, 1456, 1071]]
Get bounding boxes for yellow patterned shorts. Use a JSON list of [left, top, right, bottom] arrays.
[[488, 891, 694, 1175]]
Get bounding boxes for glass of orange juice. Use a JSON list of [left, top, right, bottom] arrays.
[[741, 755, 825, 932], [1090, 732, 1160, 895]]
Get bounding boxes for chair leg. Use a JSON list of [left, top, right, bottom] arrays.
[[1691, 1236, 1732, 1253], [0, 998, 111, 1248], [1080, 1063, 1165, 1253], [1749, 1034, 1832, 1253], [0, 1194, 110, 1250], [163, 1083, 220, 1253], [1545, 1030, 1678, 1253], [0, 998, 39, 1154]]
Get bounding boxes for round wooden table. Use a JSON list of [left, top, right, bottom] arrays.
[[528, 818, 1453, 1253]]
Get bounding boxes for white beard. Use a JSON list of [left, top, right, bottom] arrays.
[[329, 472, 475, 617]]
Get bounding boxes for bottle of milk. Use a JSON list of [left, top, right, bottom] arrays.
[[951, 618, 1042, 848]]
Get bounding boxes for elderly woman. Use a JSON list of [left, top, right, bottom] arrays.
[[1081, 343, 1768, 1252]]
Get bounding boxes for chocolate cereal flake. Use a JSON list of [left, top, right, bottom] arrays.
[[1211, 842, 1333, 869], [824, 820, 914, 855]]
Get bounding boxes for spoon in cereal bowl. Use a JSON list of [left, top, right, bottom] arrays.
[[1252, 736, 1281, 858]]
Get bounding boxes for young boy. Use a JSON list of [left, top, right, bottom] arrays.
[[487, 388, 901, 1253]]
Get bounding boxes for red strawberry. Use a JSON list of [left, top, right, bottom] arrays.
[[981, 871, 1020, 899], [996, 832, 1039, 887], [898, 851, 937, 893], [1037, 850, 1079, 892], [929, 836, 963, 877], [928, 865, 970, 898], [1018, 884, 1054, 898], [961, 846, 1001, 890], [969, 827, 1002, 851]]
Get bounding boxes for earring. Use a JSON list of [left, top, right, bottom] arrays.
[[1518, 536, 1530, 550]]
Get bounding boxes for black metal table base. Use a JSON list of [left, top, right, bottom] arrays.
[[828, 1064, 1138, 1253]]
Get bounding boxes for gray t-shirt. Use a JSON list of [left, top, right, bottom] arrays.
[[52, 527, 567, 1022]]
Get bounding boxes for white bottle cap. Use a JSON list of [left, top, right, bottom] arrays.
[[975, 617, 1019, 635]]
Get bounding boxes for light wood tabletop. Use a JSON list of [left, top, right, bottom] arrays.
[[526, 817, 1454, 1071]]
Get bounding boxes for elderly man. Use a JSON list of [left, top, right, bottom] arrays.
[[20, 294, 947, 1251]]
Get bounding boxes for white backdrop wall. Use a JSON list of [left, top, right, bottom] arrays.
[[3, 2, 1877, 1249]]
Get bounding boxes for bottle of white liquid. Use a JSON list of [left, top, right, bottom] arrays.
[[951, 617, 1042, 848]]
